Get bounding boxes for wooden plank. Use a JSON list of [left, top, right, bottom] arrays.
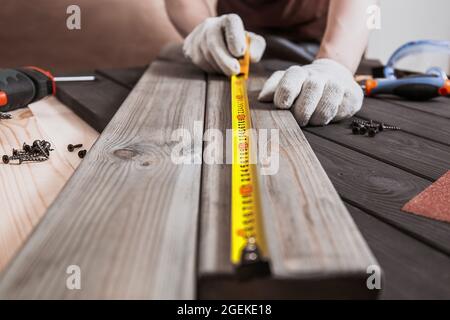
[[96, 66, 147, 90], [0, 61, 206, 299], [303, 131, 450, 255], [381, 97, 450, 120], [304, 117, 450, 181], [347, 204, 450, 299], [198, 75, 233, 277], [199, 70, 377, 299], [250, 74, 377, 277], [357, 98, 450, 146], [0, 101, 86, 271], [56, 74, 130, 132]]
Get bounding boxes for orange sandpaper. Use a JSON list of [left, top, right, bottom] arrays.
[[402, 171, 450, 223]]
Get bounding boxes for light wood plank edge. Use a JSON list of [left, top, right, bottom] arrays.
[[0, 61, 206, 299], [198, 76, 233, 277]]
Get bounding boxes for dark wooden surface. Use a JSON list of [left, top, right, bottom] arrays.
[[55, 61, 450, 299]]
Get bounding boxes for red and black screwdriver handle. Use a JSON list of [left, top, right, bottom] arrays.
[[0, 67, 56, 112]]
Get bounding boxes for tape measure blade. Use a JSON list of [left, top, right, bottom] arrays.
[[230, 74, 269, 272]]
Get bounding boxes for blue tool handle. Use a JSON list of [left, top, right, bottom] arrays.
[[365, 76, 450, 101], [384, 40, 450, 79]]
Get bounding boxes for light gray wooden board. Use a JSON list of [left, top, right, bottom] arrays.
[[198, 68, 378, 299], [198, 75, 233, 277], [0, 61, 206, 299]]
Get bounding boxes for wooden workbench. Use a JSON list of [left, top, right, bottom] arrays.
[[58, 62, 450, 299], [0, 53, 449, 299]]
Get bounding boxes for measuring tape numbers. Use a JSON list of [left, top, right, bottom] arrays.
[[230, 37, 270, 278]]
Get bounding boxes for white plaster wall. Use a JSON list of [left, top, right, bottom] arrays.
[[366, 0, 450, 73]]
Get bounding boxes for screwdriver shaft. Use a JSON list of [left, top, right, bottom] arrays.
[[54, 76, 96, 82]]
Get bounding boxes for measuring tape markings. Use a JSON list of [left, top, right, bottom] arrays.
[[230, 41, 270, 273]]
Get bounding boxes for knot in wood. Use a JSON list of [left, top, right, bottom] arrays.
[[113, 148, 138, 160]]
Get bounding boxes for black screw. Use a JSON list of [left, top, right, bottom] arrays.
[[0, 112, 12, 120], [19, 155, 49, 163], [67, 143, 83, 152], [351, 119, 369, 127], [23, 143, 32, 153], [29, 140, 52, 157], [78, 150, 87, 158], [352, 127, 361, 135], [2, 140, 53, 165], [378, 123, 401, 131], [350, 119, 400, 138], [368, 128, 379, 137]]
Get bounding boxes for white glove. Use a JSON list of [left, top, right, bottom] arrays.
[[183, 14, 266, 76], [258, 59, 364, 126]]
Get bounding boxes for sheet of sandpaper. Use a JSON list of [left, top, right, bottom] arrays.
[[402, 171, 450, 223]]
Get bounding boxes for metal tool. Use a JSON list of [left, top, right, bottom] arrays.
[[0, 66, 95, 112], [230, 36, 270, 278], [361, 40, 450, 100]]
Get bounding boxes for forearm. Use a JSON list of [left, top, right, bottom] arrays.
[[165, 0, 213, 37], [317, 0, 378, 74]]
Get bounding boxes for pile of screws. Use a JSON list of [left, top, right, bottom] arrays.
[[2, 140, 54, 164], [350, 119, 401, 137], [67, 143, 86, 159], [0, 112, 12, 120]]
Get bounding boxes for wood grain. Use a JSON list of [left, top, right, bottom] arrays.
[[381, 97, 450, 120], [357, 98, 450, 146], [305, 118, 450, 181], [249, 74, 377, 277], [347, 204, 450, 300], [10, 62, 446, 299], [0, 61, 206, 299], [57, 63, 450, 299], [199, 70, 377, 299], [198, 75, 233, 277], [304, 132, 450, 255], [0, 103, 79, 271]]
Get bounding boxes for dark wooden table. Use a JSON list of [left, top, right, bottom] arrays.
[[56, 60, 450, 300]]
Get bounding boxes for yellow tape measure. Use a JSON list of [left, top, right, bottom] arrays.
[[230, 37, 270, 276]]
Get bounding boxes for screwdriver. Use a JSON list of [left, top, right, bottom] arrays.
[[361, 75, 450, 101], [0, 66, 95, 112]]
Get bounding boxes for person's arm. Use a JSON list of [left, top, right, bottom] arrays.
[[165, 0, 214, 37], [317, 0, 378, 74]]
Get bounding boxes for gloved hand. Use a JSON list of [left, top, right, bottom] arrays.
[[258, 59, 364, 126], [183, 14, 266, 76]]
